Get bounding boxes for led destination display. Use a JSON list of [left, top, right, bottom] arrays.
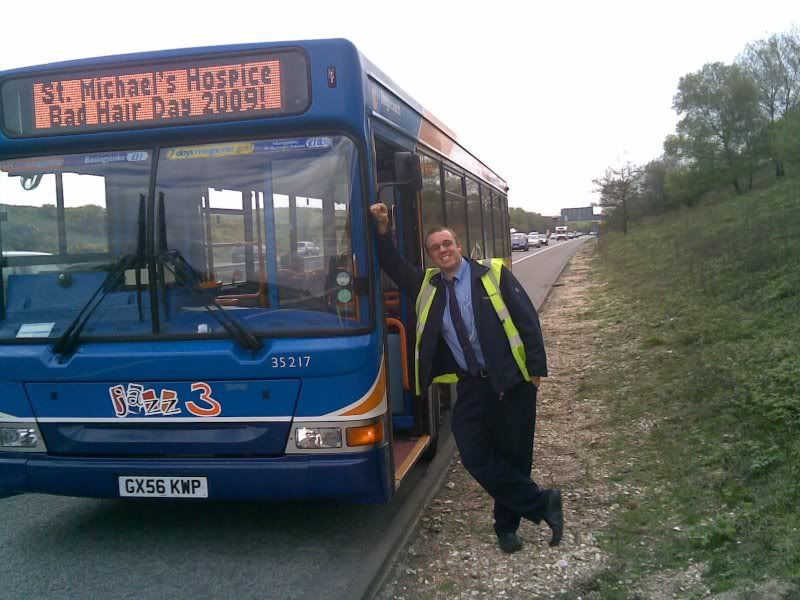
[[35, 60, 281, 129], [1, 50, 310, 137]]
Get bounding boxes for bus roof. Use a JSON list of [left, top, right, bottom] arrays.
[[0, 38, 507, 192]]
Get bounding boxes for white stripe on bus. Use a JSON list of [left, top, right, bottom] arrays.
[[35, 416, 293, 423]]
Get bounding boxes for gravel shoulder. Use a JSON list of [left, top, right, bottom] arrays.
[[377, 245, 616, 599]]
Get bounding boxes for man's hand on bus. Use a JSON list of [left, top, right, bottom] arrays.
[[370, 203, 389, 235]]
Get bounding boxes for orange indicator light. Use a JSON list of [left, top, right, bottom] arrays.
[[346, 422, 384, 447]]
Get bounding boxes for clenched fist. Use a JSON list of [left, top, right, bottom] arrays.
[[370, 203, 389, 235]]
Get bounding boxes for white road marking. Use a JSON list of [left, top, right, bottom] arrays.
[[511, 238, 583, 265]]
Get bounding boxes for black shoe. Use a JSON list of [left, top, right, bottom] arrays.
[[497, 532, 523, 554], [543, 488, 564, 547]]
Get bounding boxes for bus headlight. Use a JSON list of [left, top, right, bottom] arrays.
[[295, 427, 342, 450], [286, 417, 385, 453], [0, 427, 39, 449]]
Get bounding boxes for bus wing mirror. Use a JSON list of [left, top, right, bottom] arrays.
[[21, 174, 43, 191], [376, 152, 422, 201], [394, 152, 422, 193]]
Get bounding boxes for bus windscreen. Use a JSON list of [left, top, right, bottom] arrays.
[[1, 50, 310, 137]]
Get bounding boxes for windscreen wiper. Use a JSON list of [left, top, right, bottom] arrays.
[[155, 248, 262, 352], [52, 195, 147, 357], [154, 191, 261, 352], [52, 253, 140, 356]]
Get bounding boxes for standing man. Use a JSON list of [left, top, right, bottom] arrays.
[[370, 203, 563, 553]]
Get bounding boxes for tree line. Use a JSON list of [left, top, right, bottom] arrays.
[[0, 203, 107, 253], [595, 27, 800, 234], [508, 206, 554, 234]]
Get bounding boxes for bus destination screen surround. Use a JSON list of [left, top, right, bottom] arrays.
[[1, 50, 310, 137]]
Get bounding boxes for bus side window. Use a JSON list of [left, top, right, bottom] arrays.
[[480, 184, 494, 258], [420, 156, 443, 268], [466, 178, 484, 259], [443, 169, 467, 256], [498, 193, 510, 258]]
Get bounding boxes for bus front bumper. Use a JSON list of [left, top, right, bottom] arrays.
[[0, 445, 393, 504]]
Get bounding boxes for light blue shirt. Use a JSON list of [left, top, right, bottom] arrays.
[[441, 258, 486, 372]]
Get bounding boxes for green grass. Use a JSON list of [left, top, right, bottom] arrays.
[[583, 175, 800, 594]]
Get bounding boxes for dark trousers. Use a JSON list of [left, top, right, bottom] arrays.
[[451, 376, 549, 536]]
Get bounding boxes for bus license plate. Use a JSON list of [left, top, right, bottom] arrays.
[[118, 476, 208, 498]]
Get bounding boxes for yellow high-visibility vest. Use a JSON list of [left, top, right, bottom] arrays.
[[413, 258, 531, 394]]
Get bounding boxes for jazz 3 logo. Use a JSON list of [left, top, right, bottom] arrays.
[[109, 382, 222, 418]]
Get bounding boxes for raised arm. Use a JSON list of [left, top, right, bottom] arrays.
[[370, 203, 424, 296]]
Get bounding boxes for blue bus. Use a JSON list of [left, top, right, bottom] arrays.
[[0, 39, 510, 503]]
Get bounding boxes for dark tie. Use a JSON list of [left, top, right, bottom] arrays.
[[443, 277, 481, 376]]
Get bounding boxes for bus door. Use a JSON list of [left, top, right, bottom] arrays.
[[375, 139, 438, 483]]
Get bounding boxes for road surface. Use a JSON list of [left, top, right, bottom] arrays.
[[0, 237, 591, 600]]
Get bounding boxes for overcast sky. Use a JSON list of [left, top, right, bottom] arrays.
[[1, 0, 798, 216]]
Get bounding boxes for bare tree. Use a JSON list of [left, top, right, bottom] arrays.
[[592, 163, 643, 235]]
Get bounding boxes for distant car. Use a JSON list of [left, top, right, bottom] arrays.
[[296, 241, 320, 256], [510, 233, 529, 251], [539, 234, 549, 246], [526, 233, 541, 248]]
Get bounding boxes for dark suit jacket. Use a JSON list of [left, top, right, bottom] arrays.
[[376, 231, 547, 394]]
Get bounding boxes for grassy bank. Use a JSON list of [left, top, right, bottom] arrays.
[[581, 178, 800, 595]]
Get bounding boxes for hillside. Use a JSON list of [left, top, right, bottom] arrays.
[[586, 176, 800, 594]]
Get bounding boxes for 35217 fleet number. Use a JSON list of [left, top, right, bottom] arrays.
[[271, 355, 311, 368]]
